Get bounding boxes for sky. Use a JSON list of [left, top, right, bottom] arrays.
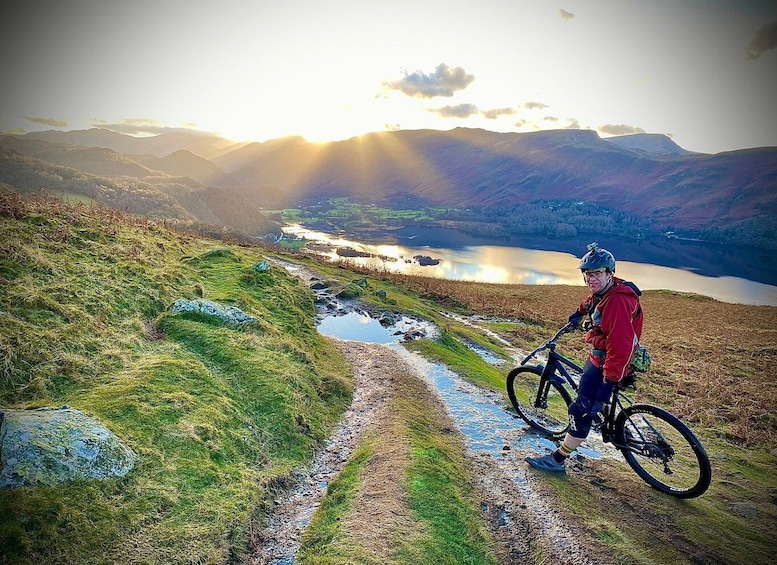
[[1, 0, 776, 155]]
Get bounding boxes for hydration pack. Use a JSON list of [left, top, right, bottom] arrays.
[[631, 345, 652, 373]]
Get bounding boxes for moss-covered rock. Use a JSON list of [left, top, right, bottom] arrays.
[[0, 407, 136, 489]]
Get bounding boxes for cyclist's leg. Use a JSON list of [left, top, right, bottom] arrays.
[[567, 360, 602, 439], [529, 361, 602, 472]]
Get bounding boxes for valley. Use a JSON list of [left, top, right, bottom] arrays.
[[2, 127, 776, 250]]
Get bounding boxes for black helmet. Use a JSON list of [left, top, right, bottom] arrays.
[[578, 242, 616, 272]]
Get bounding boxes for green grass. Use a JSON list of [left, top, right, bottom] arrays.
[[277, 198, 440, 233], [4, 191, 777, 564], [296, 442, 375, 563], [397, 419, 497, 565], [405, 329, 506, 391], [0, 194, 352, 563]]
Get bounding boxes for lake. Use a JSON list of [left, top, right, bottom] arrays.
[[281, 225, 777, 306]]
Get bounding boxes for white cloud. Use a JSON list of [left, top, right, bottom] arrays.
[[24, 116, 69, 128], [559, 9, 575, 21], [384, 63, 475, 98], [481, 107, 517, 119], [428, 103, 479, 118], [598, 123, 647, 135]]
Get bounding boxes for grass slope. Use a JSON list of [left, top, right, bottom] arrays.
[[0, 192, 352, 563]]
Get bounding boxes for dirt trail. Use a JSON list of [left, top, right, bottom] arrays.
[[253, 259, 618, 563], [252, 338, 616, 564]]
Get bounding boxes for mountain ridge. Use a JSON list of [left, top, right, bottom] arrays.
[[2, 127, 776, 247]]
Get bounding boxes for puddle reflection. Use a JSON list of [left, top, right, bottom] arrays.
[[317, 312, 396, 344], [317, 313, 601, 464]]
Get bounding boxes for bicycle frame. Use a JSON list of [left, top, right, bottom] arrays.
[[521, 324, 584, 397], [521, 323, 636, 450]]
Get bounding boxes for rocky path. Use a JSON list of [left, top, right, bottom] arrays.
[[251, 341, 405, 564], [252, 339, 615, 564], [253, 259, 617, 564]]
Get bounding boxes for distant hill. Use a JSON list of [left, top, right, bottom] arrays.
[[0, 136, 159, 179], [4, 126, 776, 247], [19, 127, 246, 159], [220, 127, 777, 232], [129, 150, 227, 185], [0, 146, 278, 237], [0, 147, 193, 220], [212, 136, 308, 173], [603, 133, 693, 156]]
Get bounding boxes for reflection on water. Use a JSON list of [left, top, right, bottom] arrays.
[[317, 312, 396, 343], [282, 225, 777, 306], [315, 313, 601, 461]]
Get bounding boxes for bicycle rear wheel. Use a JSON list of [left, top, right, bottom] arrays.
[[506, 366, 572, 438], [615, 404, 711, 499]]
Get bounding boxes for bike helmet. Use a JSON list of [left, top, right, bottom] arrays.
[[578, 242, 616, 272]]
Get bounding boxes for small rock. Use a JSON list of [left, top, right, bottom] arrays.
[[253, 260, 271, 272], [729, 502, 758, 519], [372, 289, 387, 299], [170, 299, 256, 324], [378, 312, 396, 327]]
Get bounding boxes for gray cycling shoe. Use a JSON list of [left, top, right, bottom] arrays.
[[526, 453, 566, 473]]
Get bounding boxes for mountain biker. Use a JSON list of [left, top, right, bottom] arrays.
[[526, 242, 643, 473]]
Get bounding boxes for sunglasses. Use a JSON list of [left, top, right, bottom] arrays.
[[583, 268, 609, 278]]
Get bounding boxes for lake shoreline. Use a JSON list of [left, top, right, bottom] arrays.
[[278, 223, 777, 307]]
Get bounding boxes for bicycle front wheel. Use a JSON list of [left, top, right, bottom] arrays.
[[615, 404, 711, 499], [506, 366, 572, 438]]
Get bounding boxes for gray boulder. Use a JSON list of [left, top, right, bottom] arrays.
[[378, 311, 397, 327], [170, 299, 256, 324], [0, 406, 136, 490]]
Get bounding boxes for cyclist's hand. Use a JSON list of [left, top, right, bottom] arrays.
[[568, 311, 583, 328]]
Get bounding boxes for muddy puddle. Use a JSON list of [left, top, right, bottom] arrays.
[[316, 314, 601, 464]]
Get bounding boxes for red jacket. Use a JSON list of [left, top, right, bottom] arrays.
[[575, 277, 643, 383]]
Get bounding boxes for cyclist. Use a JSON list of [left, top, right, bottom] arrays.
[[526, 242, 643, 473]]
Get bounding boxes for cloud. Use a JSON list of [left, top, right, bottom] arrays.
[[543, 116, 559, 122], [384, 63, 475, 98], [564, 118, 581, 129], [481, 107, 517, 119], [598, 123, 646, 135], [745, 20, 777, 60], [428, 103, 479, 118], [524, 101, 549, 110], [558, 9, 575, 21], [24, 116, 69, 128]]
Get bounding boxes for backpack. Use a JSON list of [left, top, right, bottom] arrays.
[[631, 345, 652, 373]]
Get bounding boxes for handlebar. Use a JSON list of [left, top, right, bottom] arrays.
[[551, 322, 577, 342], [519, 322, 577, 365]]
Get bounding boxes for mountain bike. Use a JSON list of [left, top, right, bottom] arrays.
[[506, 323, 711, 499]]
